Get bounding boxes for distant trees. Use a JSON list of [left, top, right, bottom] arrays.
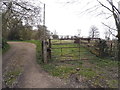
[[19, 24, 33, 40], [7, 18, 24, 40], [89, 25, 100, 38], [52, 30, 59, 39], [52, 35, 59, 39], [37, 25, 50, 40]]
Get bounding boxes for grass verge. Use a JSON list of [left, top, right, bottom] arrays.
[[4, 69, 22, 86]]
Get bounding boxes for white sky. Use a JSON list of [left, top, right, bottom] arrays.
[[30, 0, 119, 39]]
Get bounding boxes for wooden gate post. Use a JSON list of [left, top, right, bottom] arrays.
[[41, 40, 44, 62], [43, 40, 48, 63], [79, 38, 80, 60], [48, 39, 51, 59]]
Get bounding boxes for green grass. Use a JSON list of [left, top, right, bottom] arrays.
[[42, 40, 118, 88], [42, 63, 97, 79], [7, 40, 118, 88], [89, 58, 118, 67], [106, 80, 118, 88], [4, 69, 22, 86], [42, 63, 76, 79], [77, 68, 97, 79], [65, 61, 83, 65], [52, 43, 89, 60]]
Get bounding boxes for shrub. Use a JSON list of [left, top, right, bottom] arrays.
[[2, 38, 10, 53], [96, 40, 109, 57], [2, 38, 8, 49]]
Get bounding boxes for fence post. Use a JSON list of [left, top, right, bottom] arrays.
[[43, 40, 48, 63], [79, 38, 80, 60], [49, 39, 51, 59], [41, 41, 44, 62], [60, 39, 63, 56]]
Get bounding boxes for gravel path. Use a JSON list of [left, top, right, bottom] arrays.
[[2, 42, 66, 88]]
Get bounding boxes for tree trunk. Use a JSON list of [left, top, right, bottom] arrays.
[[116, 21, 120, 61], [112, 6, 120, 61], [117, 27, 120, 61]]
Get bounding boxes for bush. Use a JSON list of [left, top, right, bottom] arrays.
[[2, 38, 10, 53], [96, 40, 109, 57], [2, 38, 8, 49]]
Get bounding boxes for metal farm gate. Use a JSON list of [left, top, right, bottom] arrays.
[[42, 37, 102, 63], [51, 39, 81, 61], [50, 38, 98, 62]]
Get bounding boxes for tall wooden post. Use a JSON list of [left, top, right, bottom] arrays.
[[42, 4, 47, 63]]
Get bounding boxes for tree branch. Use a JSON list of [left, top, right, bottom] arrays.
[[102, 22, 117, 31], [13, 1, 31, 11], [97, 0, 113, 13], [107, 0, 120, 14], [102, 22, 117, 37]]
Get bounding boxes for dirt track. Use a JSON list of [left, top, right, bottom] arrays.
[[2, 42, 66, 88]]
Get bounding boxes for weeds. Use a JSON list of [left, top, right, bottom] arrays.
[[42, 64, 75, 79], [89, 58, 118, 67], [4, 69, 22, 86]]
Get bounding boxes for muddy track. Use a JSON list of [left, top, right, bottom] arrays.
[[2, 42, 66, 88]]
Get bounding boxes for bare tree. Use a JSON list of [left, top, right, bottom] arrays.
[[97, 0, 120, 60], [103, 23, 117, 39], [89, 25, 100, 38], [6, 1, 41, 24]]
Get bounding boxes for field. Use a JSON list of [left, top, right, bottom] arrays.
[[42, 40, 119, 88]]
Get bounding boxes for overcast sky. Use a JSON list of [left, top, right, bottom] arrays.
[[29, 0, 119, 39]]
